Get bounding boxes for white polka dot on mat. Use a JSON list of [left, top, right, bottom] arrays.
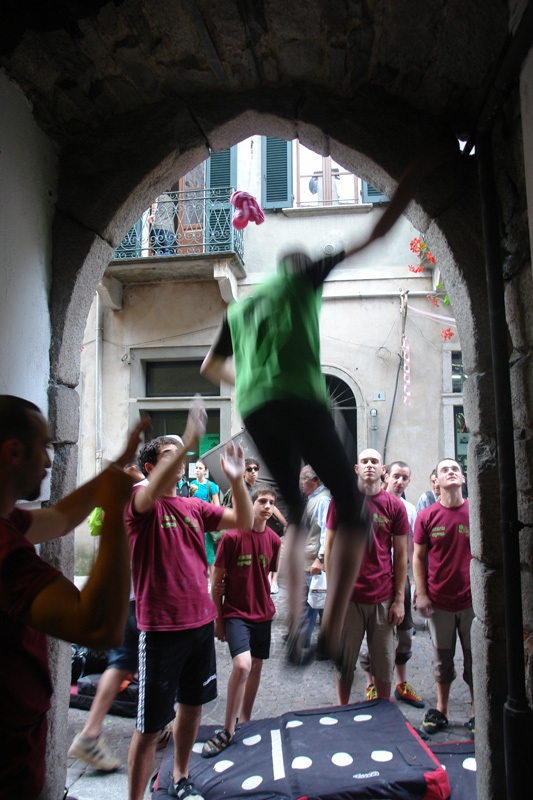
[[214, 760, 233, 773], [371, 750, 393, 762], [292, 756, 313, 769], [353, 714, 372, 722], [319, 716, 338, 725], [242, 775, 263, 790], [463, 757, 477, 771], [331, 752, 353, 767], [192, 742, 203, 753], [243, 734, 262, 746], [286, 720, 303, 728]]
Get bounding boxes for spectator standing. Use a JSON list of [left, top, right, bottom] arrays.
[[416, 470, 440, 513], [297, 466, 331, 652], [190, 458, 220, 584], [371, 460, 424, 708], [202, 485, 281, 757], [413, 458, 474, 736]]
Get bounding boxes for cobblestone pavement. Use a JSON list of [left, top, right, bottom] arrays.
[[66, 581, 474, 799]]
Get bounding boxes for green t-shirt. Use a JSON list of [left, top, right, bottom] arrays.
[[227, 264, 331, 419]]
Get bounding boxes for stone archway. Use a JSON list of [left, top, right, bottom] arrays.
[[46, 101, 503, 797]]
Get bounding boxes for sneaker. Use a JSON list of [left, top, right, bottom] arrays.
[[67, 732, 121, 772], [422, 707, 449, 735], [168, 775, 205, 799], [366, 684, 378, 701], [270, 584, 279, 595], [201, 727, 233, 758], [394, 681, 425, 708], [466, 716, 475, 739]]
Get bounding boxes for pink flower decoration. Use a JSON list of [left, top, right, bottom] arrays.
[[230, 191, 265, 229], [427, 294, 440, 307], [408, 264, 424, 273], [441, 327, 455, 340]]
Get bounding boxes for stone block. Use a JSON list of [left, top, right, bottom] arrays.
[[48, 384, 80, 445], [49, 443, 79, 503], [470, 559, 506, 633], [50, 214, 114, 388]]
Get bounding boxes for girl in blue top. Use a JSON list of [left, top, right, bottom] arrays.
[[190, 459, 220, 583]]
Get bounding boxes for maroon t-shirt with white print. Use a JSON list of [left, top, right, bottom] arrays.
[[215, 526, 281, 622], [125, 489, 224, 631]]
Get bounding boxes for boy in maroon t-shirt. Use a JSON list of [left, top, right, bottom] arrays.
[[202, 486, 281, 757]]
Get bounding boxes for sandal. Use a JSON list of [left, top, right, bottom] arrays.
[[201, 727, 233, 758], [422, 707, 449, 734]]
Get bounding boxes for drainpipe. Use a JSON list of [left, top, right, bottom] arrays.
[[95, 291, 103, 477], [370, 408, 378, 450], [382, 291, 409, 465], [468, 5, 533, 796]]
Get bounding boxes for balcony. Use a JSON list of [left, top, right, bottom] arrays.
[[106, 187, 246, 287]]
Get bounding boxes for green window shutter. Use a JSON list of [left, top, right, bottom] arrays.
[[262, 137, 293, 209], [361, 180, 389, 204], [207, 147, 237, 189], [206, 147, 237, 252]]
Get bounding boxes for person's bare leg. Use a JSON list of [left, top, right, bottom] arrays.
[[224, 653, 251, 735], [435, 682, 451, 717], [240, 658, 263, 723], [335, 674, 353, 706], [374, 678, 391, 699], [80, 667, 129, 738], [283, 523, 306, 637], [173, 704, 202, 784], [320, 523, 365, 661], [395, 663, 407, 684], [128, 729, 159, 800]]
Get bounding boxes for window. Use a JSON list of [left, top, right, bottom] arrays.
[[295, 143, 359, 207], [145, 409, 220, 463], [452, 352, 468, 394], [442, 348, 468, 485], [325, 374, 358, 464], [146, 361, 219, 398], [128, 347, 232, 458]]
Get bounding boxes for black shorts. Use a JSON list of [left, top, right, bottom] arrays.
[[225, 617, 272, 660], [244, 399, 364, 527], [136, 622, 217, 734]]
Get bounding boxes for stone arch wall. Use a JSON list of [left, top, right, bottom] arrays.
[[46, 90, 520, 800]]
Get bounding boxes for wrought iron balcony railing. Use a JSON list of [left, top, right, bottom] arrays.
[[114, 187, 244, 261]]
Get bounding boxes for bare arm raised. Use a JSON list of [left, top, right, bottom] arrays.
[[21, 420, 149, 649], [26, 418, 150, 545], [133, 397, 207, 514]]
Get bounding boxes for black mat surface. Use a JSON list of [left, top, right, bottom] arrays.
[[69, 673, 138, 718], [153, 699, 450, 800], [428, 741, 476, 800]]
